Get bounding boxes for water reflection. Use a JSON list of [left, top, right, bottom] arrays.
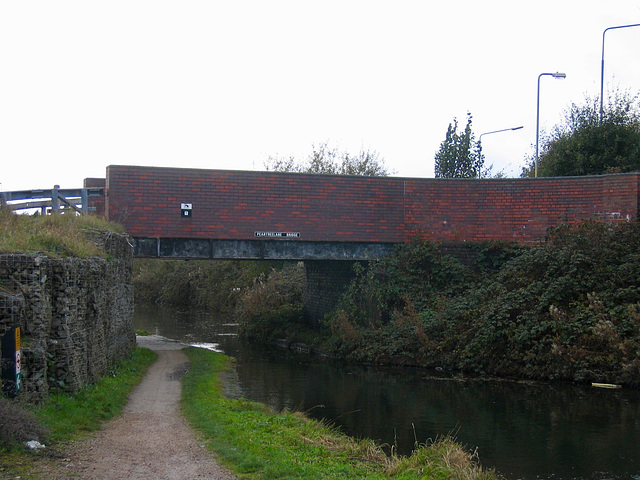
[[134, 304, 640, 480]]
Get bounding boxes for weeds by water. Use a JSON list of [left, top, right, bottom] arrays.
[[323, 221, 640, 386], [182, 347, 497, 479]]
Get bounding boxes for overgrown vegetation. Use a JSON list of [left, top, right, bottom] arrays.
[[132, 259, 298, 313], [522, 89, 640, 177], [235, 262, 306, 341], [182, 347, 497, 479], [133, 259, 307, 341], [323, 221, 640, 386], [134, 220, 640, 387], [0, 205, 125, 258]]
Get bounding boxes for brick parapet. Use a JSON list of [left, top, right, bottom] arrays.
[[105, 165, 639, 245], [84, 177, 106, 216], [403, 174, 639, 243]]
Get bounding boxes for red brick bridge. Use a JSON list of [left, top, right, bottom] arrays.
[[5, 165, 636, 322], [96, 165, 640, 321], [103, 165, 639, 260], [6, 166, 638, 321]]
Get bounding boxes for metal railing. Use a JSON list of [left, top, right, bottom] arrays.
[[0, 185, 104, 215]]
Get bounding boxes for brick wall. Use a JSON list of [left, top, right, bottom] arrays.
[[403, 174, 640, 243], [106, 165, 640, 245], [84, 177, 105, 216]]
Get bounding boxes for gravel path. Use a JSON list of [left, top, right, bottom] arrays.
[[39, 336, 237, 480]]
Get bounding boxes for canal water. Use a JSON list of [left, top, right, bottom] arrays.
[[134, 304, 640, 480]]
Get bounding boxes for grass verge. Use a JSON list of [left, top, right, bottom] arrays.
[[0, 347, 157, 478], [37, 347, 157, 442], [182, 347, 497, 480], [0, 205, 125, 258]]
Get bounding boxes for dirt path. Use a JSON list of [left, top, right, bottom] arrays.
[[39, 336, 237, 480]]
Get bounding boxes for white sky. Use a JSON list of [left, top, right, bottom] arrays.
[[1, 1, 639, 192]]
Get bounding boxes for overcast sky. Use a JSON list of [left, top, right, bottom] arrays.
[[1, 1, 639, 192]]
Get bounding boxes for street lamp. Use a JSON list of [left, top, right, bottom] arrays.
[[536, 72, 566, 177], [479, 126, 524, 143], [600, 23, 640, 122], [478, 126, 523, 177]]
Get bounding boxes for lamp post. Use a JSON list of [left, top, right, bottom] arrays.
[[600, 23, 640, 122], [536, 72, 566, 177], [478, 126, 523, 177]]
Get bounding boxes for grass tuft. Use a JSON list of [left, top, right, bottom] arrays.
[[182, 347, 497, 479], [0, 205, 125, 258], [387, 436, 496, 480], [0, 399, 49, 451]]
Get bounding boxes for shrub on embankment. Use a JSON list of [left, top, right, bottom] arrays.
[[132, 258, 297, 313], [234, 262, 306, 340], [325, 221, 640, 386]]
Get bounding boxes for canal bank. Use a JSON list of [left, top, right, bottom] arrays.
[[134, 304, 640, 480], [181, 343, 496, 480], [16, 335, 494, 480]]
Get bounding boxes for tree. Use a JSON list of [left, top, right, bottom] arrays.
[[434, 112, 484, 178], [264, 142, 391, 176], [523, 90, 640, 177]]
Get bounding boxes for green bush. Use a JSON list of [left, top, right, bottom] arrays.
[[335, 242, 472, 329], [133, 259, 277, 311], [326, 221, 640, 386], [237, 262, 305, 341]]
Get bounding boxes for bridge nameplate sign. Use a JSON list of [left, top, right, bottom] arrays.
[[255, 231, 300, 238]]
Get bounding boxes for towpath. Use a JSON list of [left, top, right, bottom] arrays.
[[37, 335, 237, 480]]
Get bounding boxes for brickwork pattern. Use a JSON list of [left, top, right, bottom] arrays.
[[106, 166, 640, 245], [403, 175, 639, 243], [106, 166, 405, 243], [84, 177, 106, 216]]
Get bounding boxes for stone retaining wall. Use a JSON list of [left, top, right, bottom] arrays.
[[0, 232, 135, 399]]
